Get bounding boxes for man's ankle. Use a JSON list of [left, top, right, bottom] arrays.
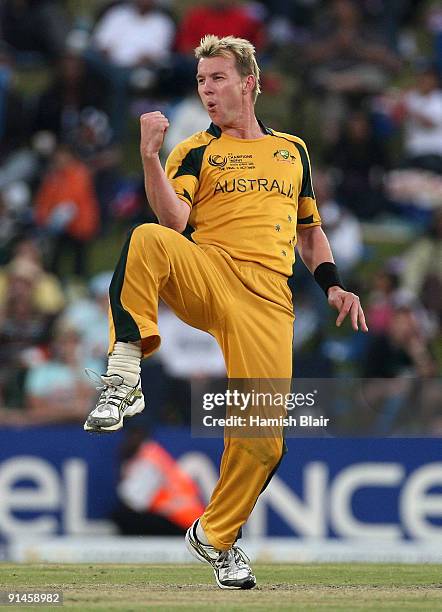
[[107, 341, 141, 386], [196, 520, 212, 546]]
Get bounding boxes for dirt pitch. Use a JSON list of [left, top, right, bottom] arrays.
[[1, 563, 442, 611]]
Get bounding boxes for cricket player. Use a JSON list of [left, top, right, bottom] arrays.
[[84, 35, 368, 589]]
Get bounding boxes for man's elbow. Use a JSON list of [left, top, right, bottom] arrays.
[[157, 199, 190, 233], [298, 225, 324, 246], [163, 220, 187, 233], [159, 214, 188, 233]]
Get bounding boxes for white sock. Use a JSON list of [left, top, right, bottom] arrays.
[[196, 520, 211, 545], [107, 341, 141, 387]]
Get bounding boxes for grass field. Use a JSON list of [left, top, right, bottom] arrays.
[[2, 564, 442, 611]]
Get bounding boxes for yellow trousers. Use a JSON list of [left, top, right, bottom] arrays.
[[109, 224, 294, 550]]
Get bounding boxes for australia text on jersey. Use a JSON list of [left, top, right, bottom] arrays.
[[214, 177, 295, 198]]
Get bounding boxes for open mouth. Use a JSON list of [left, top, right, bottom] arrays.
[[207, 101, 217, 111]]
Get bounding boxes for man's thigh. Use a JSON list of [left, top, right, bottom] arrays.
[[149, 227, 232, 333], [215, 296, 294, 379]]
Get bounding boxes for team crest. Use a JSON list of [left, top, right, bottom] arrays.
[[273, 149, 296, 163], [208, 155, 227, 168]]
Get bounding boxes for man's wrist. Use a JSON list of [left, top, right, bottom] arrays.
[[314, 262, 345, 297], [327, 285, 343, 295]]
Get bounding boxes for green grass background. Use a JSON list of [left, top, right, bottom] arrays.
[[1, 563, 442, 611]]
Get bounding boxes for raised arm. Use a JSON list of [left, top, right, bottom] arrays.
[[297, 225, 368, 332], [140, 112, 190, 233]]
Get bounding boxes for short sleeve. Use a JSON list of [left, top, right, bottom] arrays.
[[165, 141, 204, 209], [295, 141, 321, 229]]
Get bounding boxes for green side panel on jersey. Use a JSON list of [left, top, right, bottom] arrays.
[[173, 145, 207, 180], [293, 142, 315, 199]]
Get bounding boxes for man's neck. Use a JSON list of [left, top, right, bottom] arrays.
[[220, 115, 266, 140]]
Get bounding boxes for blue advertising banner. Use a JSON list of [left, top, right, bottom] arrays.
[[0, 427, 441, 544], [0, 426, 123, 544]]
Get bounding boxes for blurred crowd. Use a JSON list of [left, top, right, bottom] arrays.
[[0, 0, 441, 435]]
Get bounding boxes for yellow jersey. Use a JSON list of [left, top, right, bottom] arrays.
[[165, 121, 321, 277]]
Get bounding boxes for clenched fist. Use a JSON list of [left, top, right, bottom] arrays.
[[140, 111, 169, 159]]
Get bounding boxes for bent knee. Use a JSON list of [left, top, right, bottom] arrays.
[[131, 223, 174, 248], [132, 222, 169, 239]]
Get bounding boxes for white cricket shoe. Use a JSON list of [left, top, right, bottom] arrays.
[[84, 372, 144, 433], [185, 519, 256, 590]]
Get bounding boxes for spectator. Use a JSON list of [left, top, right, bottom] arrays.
[[0, 44, 26, 158], [305, 0, 400, 139], [86, 0, 176, 138], [0, 0, 70, 62], [63, 271, 112, 365], [0, 185, 32, 264], [67, 107, 122, 231], [364, 300, 436, 379], [326, 109, 389, 218], [34, 144, 100, 278], [314, 168, 363, 274], [0, 44, 37, 190], [175, 0, 266, 54], [425, 2, 442, 77], [401, 207, 442, 324], [92, 0, 175, 69], [366, 263, 401, 335], [0, 194, 16, 265], [362, 0, 416, 53], [395, 62, 442, 174], [0, 237, 65, 316], [261, 0, 318, 48], [0, 258, 54, 410], [113, 428, 205, 535], [24, 319, 102, 424], [362, 298, 437, 433], [32, 50, 108, 143], [290, 169, 363, 375]]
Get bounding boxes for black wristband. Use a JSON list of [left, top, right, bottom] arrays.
[[314, 262, 345, 297]]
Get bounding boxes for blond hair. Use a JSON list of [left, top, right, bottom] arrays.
[[195, 35, 261, 103]]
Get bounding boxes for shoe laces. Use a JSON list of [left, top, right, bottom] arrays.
[[216, 545, 250, 569], [85, 369, 125, 412]]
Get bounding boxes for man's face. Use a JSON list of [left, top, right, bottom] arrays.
[[197, 54, 247, 126]]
